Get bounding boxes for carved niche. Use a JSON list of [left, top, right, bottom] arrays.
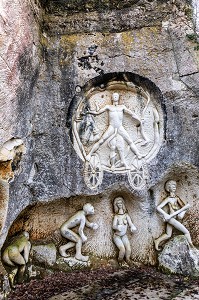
[[71, 79, 163, 190]]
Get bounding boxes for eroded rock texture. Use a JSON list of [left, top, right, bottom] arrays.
[[0, 0, 198, 271]]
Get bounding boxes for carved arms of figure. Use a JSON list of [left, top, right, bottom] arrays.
[[167, 203, 190, 220], [157, 202, 190, 222], [85, 219, 98, 230], [87, 105, 107, 115], [123, 107, 141, 125], [126, 214, 137, 233]]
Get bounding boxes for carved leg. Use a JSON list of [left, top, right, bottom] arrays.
[[169, 218, 193, 247], [86, 127, 114, 161], [109, 137, 117, 170], [75, 239, 89, 262], [59, 242, 76, 257], [122, 235, 131, 265], [118, 127, 143, 159], [8, 247, 26, 265], [113, 235, 125, 263], [18, 265, 26, 284], [154, 223, 173, 251], [60, 229, 89, 261], [8, 267, 18, 288]]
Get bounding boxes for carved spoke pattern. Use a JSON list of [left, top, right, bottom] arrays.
[[127, 167, 146, 190], [84, 154, 103, 189]]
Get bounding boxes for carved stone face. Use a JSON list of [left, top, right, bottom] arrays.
[[116, 199, 123, 208], [112, 92, 119, 102], [114, 197, 126, 213], [165, 180, 177, 193], [83, 203, 95, 215]]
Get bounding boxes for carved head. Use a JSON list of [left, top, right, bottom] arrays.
[[112, 92, 120, 103], [113, 197, 127, 213], [83, 203, 95, 215], [165, 180, 177, 193]]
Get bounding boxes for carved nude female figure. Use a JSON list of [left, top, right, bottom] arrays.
[[112, 197, 137, 266], [154, 180, 193, 251]]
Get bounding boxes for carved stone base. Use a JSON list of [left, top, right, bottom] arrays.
[[56, 257, 91, 270], [158, 235, 199, 276]]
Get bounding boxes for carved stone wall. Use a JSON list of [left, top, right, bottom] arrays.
[[0, 0, 199, 271]]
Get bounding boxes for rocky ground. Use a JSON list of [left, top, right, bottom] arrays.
[[7, 266, 199, 300]]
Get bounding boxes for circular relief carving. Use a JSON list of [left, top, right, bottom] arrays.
[[71, 79, 163, 190]]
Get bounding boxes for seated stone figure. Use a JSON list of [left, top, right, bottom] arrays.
[[2, 231, 31, 287], [112, 197, 137, 267], [154, 180, 193, 251], [59, 203, 98, 262]]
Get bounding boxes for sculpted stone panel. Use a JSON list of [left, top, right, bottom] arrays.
[[112, 197, 137, 267], [4, 164, 199, 278], [154, 180, 193, 251], [59, 203, 98, 263], [72, 80, 163, 190], [2, 231, 31, 288]]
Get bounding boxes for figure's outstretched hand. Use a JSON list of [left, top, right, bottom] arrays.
[[130, 225, 137, 233], [82, 235, 87, 243], [91, 223, 99, 230]]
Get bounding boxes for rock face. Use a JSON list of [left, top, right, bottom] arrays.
[[158, 236, 199, 276], [0, 0, 199, 274], [31, 243, 57, 267]]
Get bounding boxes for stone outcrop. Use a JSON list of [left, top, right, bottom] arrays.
[[158, 235, 199, 276], [31, 243, 57, 267]]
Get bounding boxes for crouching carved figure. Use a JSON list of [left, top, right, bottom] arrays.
[[154, 180, 193, 251], [112, 197, 137, 267], [2, 231, 31, 287], [59, 203, 98, 262]]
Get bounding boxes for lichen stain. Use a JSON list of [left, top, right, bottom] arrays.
[[0, 161, 13, 181], [121, 31, 134, 54]]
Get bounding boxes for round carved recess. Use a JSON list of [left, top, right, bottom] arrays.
[[68, 74, 164, 190]]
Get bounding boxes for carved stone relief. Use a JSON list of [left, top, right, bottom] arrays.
[[4, 164, 199, 277], [72, 81, 162, 190], [2, 231, 31, 288], [59, 203, 98, 263], [154, 180, 193, 251], [112, 197, 137, 267]]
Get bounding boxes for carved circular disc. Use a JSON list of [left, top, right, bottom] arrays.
[[84, 154, 103, 189], [127, 166, 146, 190]]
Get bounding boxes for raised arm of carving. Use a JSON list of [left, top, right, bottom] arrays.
[[156, 198, 171, 221], [88, 105, 108, 115], [123, 106, 141, 124]]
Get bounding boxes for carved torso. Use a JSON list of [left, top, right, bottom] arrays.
[[113, 213, 128, 237], [108, 105, 125, 128]]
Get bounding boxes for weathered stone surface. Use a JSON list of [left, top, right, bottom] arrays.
[[31, 243, 57, 267], [0, 0, 198, 273], [158, 235, 199, 276], [55, 257, 90, 271]]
